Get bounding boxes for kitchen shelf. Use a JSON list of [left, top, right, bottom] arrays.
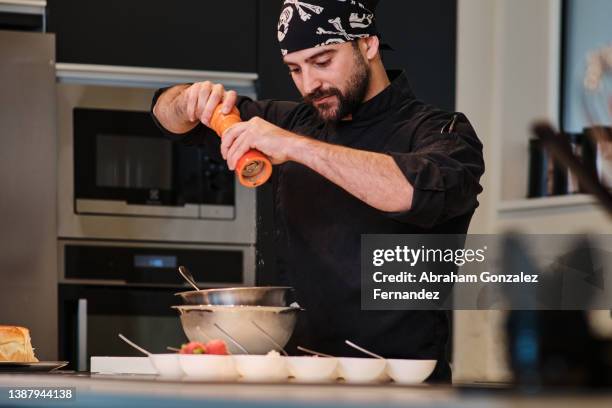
[[55, 63, 258, 90], [495, 194, 610, 235], [497, 194, 598, 214], [0, 0, 45, 15]]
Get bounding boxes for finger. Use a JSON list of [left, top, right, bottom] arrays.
[[220, 122, 249, 159], [222, 90, 238, 114], [194, 82, 212, 124], [185, 84, 199, 123], [227, 132, 252, 171], [201, 84, 225, 126]]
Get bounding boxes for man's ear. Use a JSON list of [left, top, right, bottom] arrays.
[[364, 36, 380, 60]]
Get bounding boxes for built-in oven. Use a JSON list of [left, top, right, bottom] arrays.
[[56, 68, 258, 244], [58, 240, 254, 371]]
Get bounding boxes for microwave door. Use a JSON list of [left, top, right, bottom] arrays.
[[73, 108, 201, 218]]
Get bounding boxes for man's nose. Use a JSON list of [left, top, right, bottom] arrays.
[[302, 69, 322, 95]]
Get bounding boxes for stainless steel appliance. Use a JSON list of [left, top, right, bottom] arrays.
[[54, 60, 260, 372], [0, 29, 57, 361], [56, 67, 258, 244], [58, 240, 255, 371]]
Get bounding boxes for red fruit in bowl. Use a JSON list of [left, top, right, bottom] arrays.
[[180, 342, 207, 354], [205, 339, 229, 355]]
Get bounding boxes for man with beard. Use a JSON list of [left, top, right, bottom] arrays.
[[151, 0, 484, 382]]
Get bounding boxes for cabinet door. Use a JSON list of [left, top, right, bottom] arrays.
[[47, 0, 257, 72]]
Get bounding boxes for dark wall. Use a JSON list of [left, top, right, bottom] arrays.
[[47, 0, 258, 72], [47, 0, 456, 106], [257, 0, 301, 101], [377, 0, 457, 110]]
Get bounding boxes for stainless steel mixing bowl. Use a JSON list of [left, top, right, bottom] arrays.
[[172, 305, 300, 355], [175, 286, 295, 306]]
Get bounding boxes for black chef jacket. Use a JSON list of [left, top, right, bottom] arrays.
[[151, 70, 484, 382]]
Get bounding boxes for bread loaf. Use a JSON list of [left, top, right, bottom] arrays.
[[0, 326, 38, 362]]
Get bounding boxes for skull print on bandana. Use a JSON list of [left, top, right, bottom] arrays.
[[277, 0, 380, 56], [278, 6, 294, 42], [285, 0, 324, 21]]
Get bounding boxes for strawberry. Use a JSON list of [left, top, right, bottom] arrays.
[[205, 339, 229, 355], [179, 341, 207, 354]]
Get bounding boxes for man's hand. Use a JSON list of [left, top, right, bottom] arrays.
[[220, 117, 304, 170], [178, 81, 237, 126], [153, 81, 237, 134]]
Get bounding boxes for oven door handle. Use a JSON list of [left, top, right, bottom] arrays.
[[77, 298, 88, 372]]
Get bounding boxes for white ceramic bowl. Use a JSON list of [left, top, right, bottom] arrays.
[[178, 354, 238, 381], [148, 354, 183, 379], [233, 355, 289, 382], [337, 357, 387, 384], [286, 356, 338, 383], [386, 359, 437, 384]]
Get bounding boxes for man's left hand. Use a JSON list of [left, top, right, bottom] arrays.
[[220, 116, 302, 170]]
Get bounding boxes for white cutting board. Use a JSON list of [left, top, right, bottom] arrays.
[[90, 357, 156, 375]]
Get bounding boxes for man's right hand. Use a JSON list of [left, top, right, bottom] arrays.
[[179, 81, 238, 127], [153, 81, 238, 135]]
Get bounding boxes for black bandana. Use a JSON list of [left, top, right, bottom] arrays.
[[277, 0, 381, 56]]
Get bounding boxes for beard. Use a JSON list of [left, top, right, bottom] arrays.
[[303, 49, 371, 123]]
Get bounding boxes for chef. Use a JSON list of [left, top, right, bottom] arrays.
[[152, 0, 484, 382]]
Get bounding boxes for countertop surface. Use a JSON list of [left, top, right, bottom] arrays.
[[0, 372, 611, 408]]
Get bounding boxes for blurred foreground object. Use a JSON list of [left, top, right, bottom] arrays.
[[532, 123, 612, 216], [503, 235, 612, 389], [583, 45, 612, 189], [510, 45, 612, 390]]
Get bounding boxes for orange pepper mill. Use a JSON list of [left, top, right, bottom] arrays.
[[209, 105, 273, 188]]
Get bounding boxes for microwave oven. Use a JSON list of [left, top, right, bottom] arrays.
[[57, 82, 256, 245]]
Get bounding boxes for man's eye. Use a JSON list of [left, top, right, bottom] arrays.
[[314, 60, 331, 68], [289, 68, 301, 75]]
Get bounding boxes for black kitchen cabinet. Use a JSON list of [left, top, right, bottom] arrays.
[[46, 0, 257, 72]]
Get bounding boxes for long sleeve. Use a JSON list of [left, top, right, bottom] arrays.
[[386, 111, 485, 229], [149, 87, 299, 146]]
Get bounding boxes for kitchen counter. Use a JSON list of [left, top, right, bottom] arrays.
[[0, 373, 611, 408]]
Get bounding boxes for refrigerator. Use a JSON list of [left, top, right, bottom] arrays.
[[0, 30, 58, 361]]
